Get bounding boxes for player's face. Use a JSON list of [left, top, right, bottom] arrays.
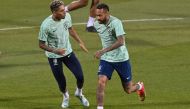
[[53, 5, 66, 20], [96, 9, 109, 24]]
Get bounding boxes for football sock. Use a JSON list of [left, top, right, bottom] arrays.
[[65, 6, 69, 12], [97, 106, 104, 109], [87, 16, 95, 27], [76, 88, 82, 96], [64, 91, 69, 98], [137, 82, 142, 90]]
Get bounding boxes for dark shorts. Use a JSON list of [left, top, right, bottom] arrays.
[[98, 60, 132, 83]]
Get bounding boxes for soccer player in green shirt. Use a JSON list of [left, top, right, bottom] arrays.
[[38, 0, 89, 108], [93, 3, 146, 109]]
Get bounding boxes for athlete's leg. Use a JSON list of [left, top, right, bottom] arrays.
[[86, 0, 100, 32], [48, 58, 69, 108], [114, 60, 139, 93], [63, 52, 84, 89], [97, 60, 114, 109], [63, 52, 89, 106], [97, 75, 108, 108], [65, 0, 88, 12], [122, 81, 146, 101], [115, 60, 146, 101], [90, 0, 100, 19], [48, 58, 67, 93], [122, 81, 139, 94]]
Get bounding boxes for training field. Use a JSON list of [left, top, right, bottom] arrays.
[[0, 0, 190, 109]]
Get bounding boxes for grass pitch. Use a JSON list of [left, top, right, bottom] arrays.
[[0, 0, 190, 109]]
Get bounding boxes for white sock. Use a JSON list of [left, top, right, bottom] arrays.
[[63, 91, 69, 99], [87, 16, 95, 27], [65, 6, 69, 12], [97, 106, 104, 109], [76, 88, 82, 96], [137, 82, 142, 90]]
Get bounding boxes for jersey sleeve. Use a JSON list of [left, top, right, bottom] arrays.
[[38, 24, 48, 42], [66, 13, 72, 28], [113, 20, 126, 37]]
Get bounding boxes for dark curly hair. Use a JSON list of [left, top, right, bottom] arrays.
[[50, 0, 64, 12], [96, 3, 109, 11]]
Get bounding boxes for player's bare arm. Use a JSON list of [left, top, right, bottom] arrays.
[[94, 36, 125, 59], [68, 27, 89, 53]]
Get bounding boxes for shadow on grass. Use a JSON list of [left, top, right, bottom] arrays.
[[2, 50, 43, 57], [1, 95, 190, 109], [104, 101, 190, 108], [67, 101, 190, 109], [0, 95, 60, 102], [126, 38, 160, 47], [0, 95, 92, 109], [0, 62, 48, 68]]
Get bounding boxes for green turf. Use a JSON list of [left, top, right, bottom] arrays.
[[1, 0, 190, 109]]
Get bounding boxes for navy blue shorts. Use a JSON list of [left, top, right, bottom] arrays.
[[98, 60, 132, 83]]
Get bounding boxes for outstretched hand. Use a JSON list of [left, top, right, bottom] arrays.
[[79, 43, 89, 53], [94, 50, 105, 59]]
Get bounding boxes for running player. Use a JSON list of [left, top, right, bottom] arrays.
[[93, 3, 146, 109]]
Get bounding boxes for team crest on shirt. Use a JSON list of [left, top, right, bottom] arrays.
[[107, 26, 113, 35], [63, 21, 70, 30]]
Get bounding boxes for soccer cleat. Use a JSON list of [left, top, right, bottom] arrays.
[[86, 26, 97, 32], [75, 92, 90, 107], [137, 82, 146, 101], [61, 96, 69, 108]]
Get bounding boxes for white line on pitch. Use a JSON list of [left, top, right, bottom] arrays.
[[0, 17, 184, 31], [0, 26, 38, 31], [122, 17, 184, 22]]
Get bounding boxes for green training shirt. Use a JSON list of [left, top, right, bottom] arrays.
[[94, 15, 129, 62], [39, 13, 72, 58]]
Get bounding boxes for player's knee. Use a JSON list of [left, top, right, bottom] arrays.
[[98, 79, 106, 86], [97, 80, 105, 94], [79, 0, 88, 7]]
